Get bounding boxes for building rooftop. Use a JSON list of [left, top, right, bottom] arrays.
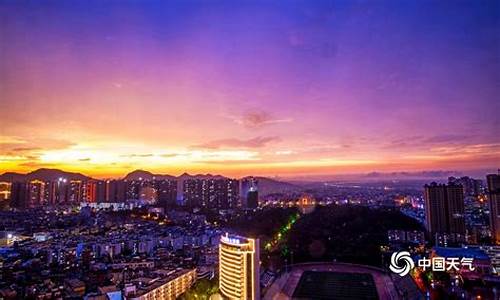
[[127, 268, 195, 297], [434, 247, 490, 260]]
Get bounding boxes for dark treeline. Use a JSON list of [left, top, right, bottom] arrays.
[[286, 205, 424, 266]]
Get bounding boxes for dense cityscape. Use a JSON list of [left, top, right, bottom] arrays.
[[0, 169, 498, 299]]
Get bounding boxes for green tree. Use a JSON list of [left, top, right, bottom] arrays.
[[180, 278, 219, 300]]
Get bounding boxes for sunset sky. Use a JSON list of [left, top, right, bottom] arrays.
[[1, 1, 499, 178]]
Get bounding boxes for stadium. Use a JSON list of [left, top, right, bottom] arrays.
[[263, 262, 410, 300]]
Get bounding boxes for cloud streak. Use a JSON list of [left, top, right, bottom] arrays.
[[231, 110, 292, 129], [121, 154, 154, 158]]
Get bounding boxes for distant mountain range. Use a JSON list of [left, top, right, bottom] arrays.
[[123, 170, 176, 181], [0, 168, 90, 182], [0, 168, 301, 196], [123, 169, 226, 181], [0, 168, 241, 182], [241, 176, 301, 195]]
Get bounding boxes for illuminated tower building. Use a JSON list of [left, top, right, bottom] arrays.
[[83, 181, 97, 203], [487, 172, 500, 243], [424, 182, 465, 244], [69, 180, 84, 204], [219, 233, 260, 300], [183, 179, 239, 209], [183, 179, 202, 207], [55, 177, 69, 205], [41, 179, 72, 205], [217, 179, 239, 208], [43, 181, 56, 205], [28, 180, 45, 207]]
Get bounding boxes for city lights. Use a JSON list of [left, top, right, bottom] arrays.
[[219, 234, 260, 300], [0, 0, 498, 299]]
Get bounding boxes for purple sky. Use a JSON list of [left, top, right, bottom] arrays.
[[0, 0, 499, 178]]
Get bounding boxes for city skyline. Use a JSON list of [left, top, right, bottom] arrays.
[[1, 166, 498, 181], [1, 1, 499, 178]]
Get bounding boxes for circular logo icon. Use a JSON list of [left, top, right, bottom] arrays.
[[389, 251, 414, 277]]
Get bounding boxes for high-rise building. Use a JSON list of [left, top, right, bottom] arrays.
[[69, 180, 84, 204], [87, 179, 128, 203], [447, 183, 466, 235], [104, 180, 127, 203], [424, 182, 465, 242], [105, 180, 115, 203], [6, 179, 141, 207], [153, 179, 177, 208], [10, 182, 28, 208], [218, 179, 239, 208], [219, 233, 260, 300], [487, 172, 500, 244], [114, 180, 128, 202], [27, 180, 45, 207], [449, 176, 483, 196], [10, 180, 46, 208], [241, 177, 258, 208], [425, 183, 447, 234], [83, 181, 98, 203], [127, 179, 148, 200], [183, 179, 202, 207], [247, 190, 258, 209], [54, 178, 70, 205], [183, 179, 239, 209], [487, 172, 500, 192], [43, 181, 57, 205], [96, 180, 106, 202]]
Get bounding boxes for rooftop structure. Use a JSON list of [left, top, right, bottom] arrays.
[[125, 268, 196, 300]]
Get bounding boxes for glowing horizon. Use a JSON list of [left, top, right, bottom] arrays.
[[1, 1, 499, 178]]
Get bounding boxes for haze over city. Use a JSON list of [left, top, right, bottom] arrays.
[[1, 1, 499, 178]]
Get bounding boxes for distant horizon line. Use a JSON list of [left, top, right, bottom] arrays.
[[1, 167, 498, 182]]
